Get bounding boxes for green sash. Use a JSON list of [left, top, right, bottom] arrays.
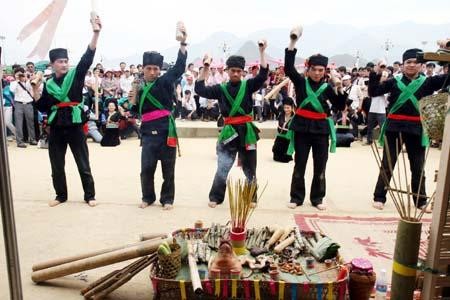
[[378, 75, 428, 147], [45, 68, 82, 124], [139, 81, 178, 148], [219, 80, 258, 148], [287, 78, 336, 154]]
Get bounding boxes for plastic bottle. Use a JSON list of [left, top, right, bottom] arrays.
[[375, 269, 387, 299]]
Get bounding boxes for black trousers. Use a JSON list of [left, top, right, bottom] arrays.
[[209, 138, 257, 204], [48, 126, 95, 202], [141, 130, 176, 205], [290, 132, 329, 206], [374, 131, 426, 207]]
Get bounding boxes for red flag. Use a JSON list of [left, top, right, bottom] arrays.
[[17, 0, 68, 59]]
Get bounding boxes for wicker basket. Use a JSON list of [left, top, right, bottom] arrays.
[[348, 272, 376, 300], [419, 92, 449, 141], [155, 243, 181, 279]]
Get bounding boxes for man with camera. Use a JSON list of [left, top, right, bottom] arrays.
[[9, 67, 37, 148], [370, 47, 448, 211], [31, 14, 102, 208]]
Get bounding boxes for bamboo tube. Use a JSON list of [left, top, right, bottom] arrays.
[[33, 236, 165, 272], [31, 238, 169, 283], [264, 78, 290, 100], [89, 256, 156, 299], [82, 256, 151, 297], [187, 241, 203, 294], [391, 219, 422, 299], [80, 270, 120, 295], [139, 233, 168, 242]]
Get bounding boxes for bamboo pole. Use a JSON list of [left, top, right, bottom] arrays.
[[31, 238, 169, 283], [139, 233, 168, 242], [264, 78, 290, 100], [391, 219, 422, 299], [32, 236, 165, 271], [187, 241, 203, 295]]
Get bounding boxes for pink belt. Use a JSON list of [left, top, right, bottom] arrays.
[[142, 110, 171, 122]]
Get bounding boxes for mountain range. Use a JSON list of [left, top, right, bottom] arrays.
[[104, 21, 449, 68]]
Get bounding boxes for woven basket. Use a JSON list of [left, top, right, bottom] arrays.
[[419, 92, 449, 141], [156, 243, 181, 279], [348, 272, 376, 300]]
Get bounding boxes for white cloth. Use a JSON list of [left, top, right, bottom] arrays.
[[369, 95, 388, 114], [9, 80, 34, 103]]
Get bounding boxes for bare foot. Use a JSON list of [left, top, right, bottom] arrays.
[[250, 202, 257, 208], [373, 202, 384, 210], [48, 200, 62, 207], [88, 200, 97, 207], [287, 203, 298, 209], [316, 204, 327, 211], [419, 205, 432, 214], [208, 201, 217, 208], [163, 204, 173, 210], [139, 202, 150, 209]]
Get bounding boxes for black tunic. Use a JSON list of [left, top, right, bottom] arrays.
[[35, 46, 96, 127], [368, 71, 446, 136], [272, 112, 294, 162], [195, 66, 269, 147], [284, 48, 347, 135], [101, 112, 121, 147], [132, 50, 187, 135]]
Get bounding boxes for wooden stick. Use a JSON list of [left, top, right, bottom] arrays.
[[371, 144, 405, 218], [89, 256, 156, 299], [414, 146, 430, 220], [399, 134, 412, 219], [139, 233, 168, 242], [385, 188, 430, 199], [384, 138, 407, 217], [83, 255, 155, 299], [395, 140, 407, 218], [187, 241, 203, 295], [82, 256, 152, 297], [31, 238, 167, 283], [32, 236, 165, 272], [417, 191, 436, 221], [80, 270, 120, 295]]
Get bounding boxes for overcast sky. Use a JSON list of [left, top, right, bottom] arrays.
[[1, 0, 449, 64]]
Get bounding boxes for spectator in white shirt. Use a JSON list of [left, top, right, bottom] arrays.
[[425, 62, 436, 77], [119, 69, 134, 97], [366, 70, 389, 145], [181, 90, 198, 120], [343, 74, 363, 110], [10, 68, 37, 147]]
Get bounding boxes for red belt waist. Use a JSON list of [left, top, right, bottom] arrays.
[[224, 115, 253, 125], [295, 108, 327, 120], [388, 114, 421, 122], [56, 102, 79, 108]]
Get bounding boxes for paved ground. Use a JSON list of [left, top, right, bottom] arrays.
[[0, 129, 442, 299]]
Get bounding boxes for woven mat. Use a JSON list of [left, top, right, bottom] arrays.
[[294, 214, 431, 283]]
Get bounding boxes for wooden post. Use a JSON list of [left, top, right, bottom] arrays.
[[423, 94, 450, 298]]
